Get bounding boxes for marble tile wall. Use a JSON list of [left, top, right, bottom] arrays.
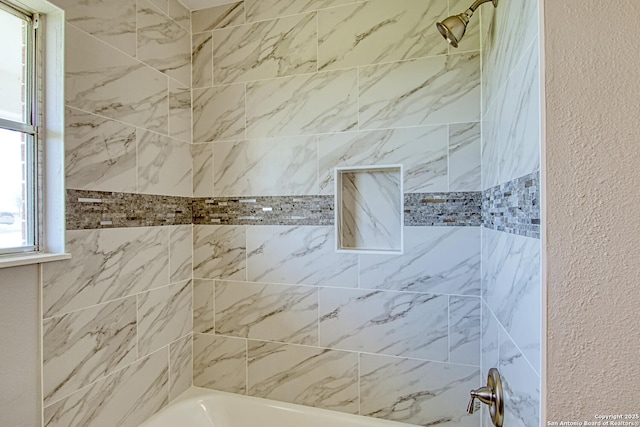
[[192, 225, 483, 426], [39, 0, 543, 426], [43, 0, 194, 425], [190, 0, 485, 425], [480, 0, 541, 426]]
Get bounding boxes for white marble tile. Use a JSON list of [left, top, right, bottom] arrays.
[[247, 341, 358, 414], [193, 225, 246, 280], [483, 228, 541, 374], [481, 302, 500, 379], [138, 280, 193, 357], [359, 52, 481, 130], [214, 135, 318, 196], [137, 0, 191, 86], [215, 281, 318, 345], [43, 227, 168, 318], [449, 296, 480, 366], [246, 69, 358, 138], [482, 0, 538, 112], [212, 12, 317, 85], [319, 288, 448, 360], [359, 227, 481, 295], [318, 125, 448, 194], [498, 38, 540, 185], [480, 227, 498, 299], [318, 0, 448, 72], [448, 0, 481, 53], [138, 130, 192, 197], [192, 2, 244, 33], [193, 279, 215, 334], [169, 225, 193, 283], [193, 333, 247, 393], [44, 349, 168, 427], [499, 332, 540, 427], [169, 334, 192, 401], [449, 122, 481, 192], [192, 32, 213, 88], [168, 0, 191, 32], [64, 107, 137, 192], [245, 0, 360, 23], [481, 87, 501, 190], [192, 143, 214, 197], [360, 354, 481, 427], [43, 297, 137, 406], [169, 80, 192, 143], [483, 39, 540, 190], [65, 25, 168, 134], [338, 170, 402, 251], [193, 84, 246, 142], [148, 0, 168, 13], [57, 0, 136, 56], [246, 226, 358, 287]]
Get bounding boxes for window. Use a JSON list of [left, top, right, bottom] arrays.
[[0, 1, 39, 255]]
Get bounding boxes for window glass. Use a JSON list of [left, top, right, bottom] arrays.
[[0, 8, 28, 124], [0, 128, 33, 250], [0, 2, 37, 254]]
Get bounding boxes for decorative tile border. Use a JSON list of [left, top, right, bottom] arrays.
[[194, 193, 483, 227], [67, 181, 542, 237], [66, 190, 193, 230], [193, 196, 334, 226], [482, 172, 541, 239], [404, 193, 483, 226]]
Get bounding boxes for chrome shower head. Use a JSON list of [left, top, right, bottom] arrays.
[[436, 0, 498, 48]]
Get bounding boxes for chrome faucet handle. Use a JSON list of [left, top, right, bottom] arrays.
[[467, 368, 504, 427]]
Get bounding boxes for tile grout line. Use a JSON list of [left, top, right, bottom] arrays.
[[199, 333, 482, 369]]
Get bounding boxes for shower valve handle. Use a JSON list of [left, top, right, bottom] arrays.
[[467, 386, 494, 414], [466, 368, 504, 427]]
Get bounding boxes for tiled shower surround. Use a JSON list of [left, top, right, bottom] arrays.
[[480, 0, 542, 427], [43, 0, 194, 426], [40, 0, 541, 427], [191, 0, 483, 426]]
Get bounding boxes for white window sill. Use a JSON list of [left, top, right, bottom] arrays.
[[0, 252, 71, 269]]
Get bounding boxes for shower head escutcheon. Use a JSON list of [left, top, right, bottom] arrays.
[[436, 0, 498, 48]]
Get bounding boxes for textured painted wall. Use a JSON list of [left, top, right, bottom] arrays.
[[0, 265, 40, 427], [544, 0, 640, 419]]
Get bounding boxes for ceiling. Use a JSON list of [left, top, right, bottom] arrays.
[[179, 0, 236, 11]]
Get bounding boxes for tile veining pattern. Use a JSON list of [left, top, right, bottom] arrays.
[[190, 0, 485, 426], [44, 0, 193, 426], [480, 0, 542, 427]]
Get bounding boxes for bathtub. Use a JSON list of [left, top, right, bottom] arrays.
[[140, 387, 413, 427]]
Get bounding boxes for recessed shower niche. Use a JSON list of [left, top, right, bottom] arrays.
[[335, 165, 404, 254]]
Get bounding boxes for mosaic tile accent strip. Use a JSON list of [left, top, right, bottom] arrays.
[[482, 172, 541, 239], [67, 191, 486, 229], [66, 189, 192, 230], [193, 196, 334, 226], [404, 193, 483, 227]]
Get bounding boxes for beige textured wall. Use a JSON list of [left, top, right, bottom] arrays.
[[544, 0, 640, 419], [0, 265, 41, 427]]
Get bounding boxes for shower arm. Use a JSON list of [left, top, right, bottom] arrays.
[[467, 0, 498, 13]]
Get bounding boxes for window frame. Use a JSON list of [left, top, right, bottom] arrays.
[[0, 0, 41, 256]]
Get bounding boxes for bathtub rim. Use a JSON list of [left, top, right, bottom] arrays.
[[140, 386, 418, 427]]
